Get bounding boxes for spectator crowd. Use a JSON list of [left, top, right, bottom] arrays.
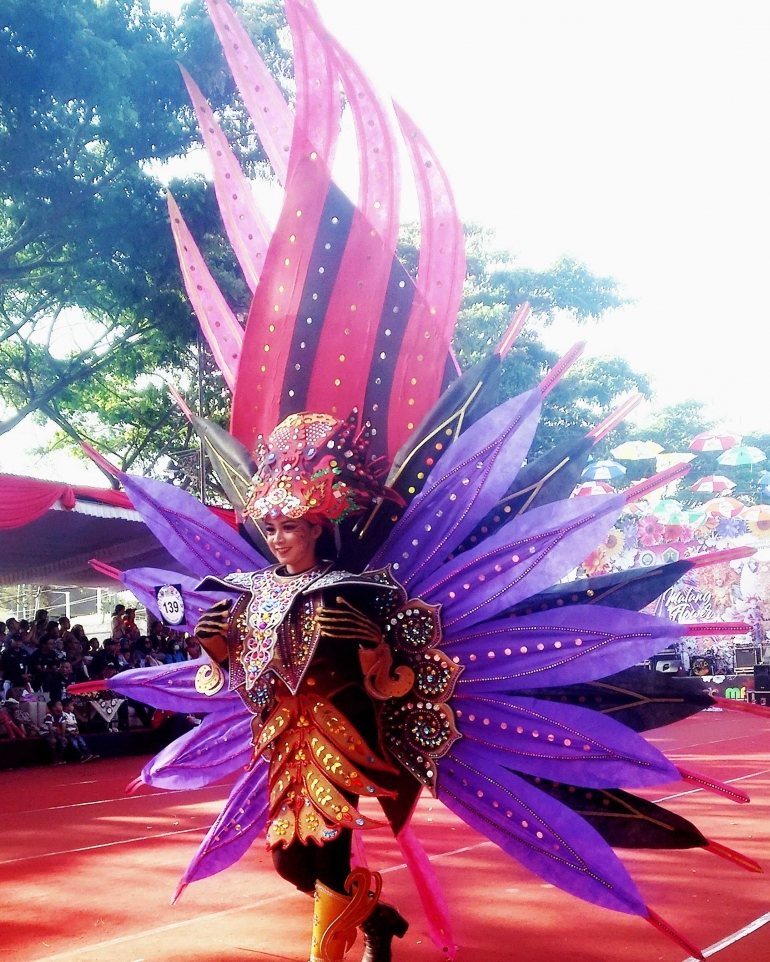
[[0, 605, 202, 764]]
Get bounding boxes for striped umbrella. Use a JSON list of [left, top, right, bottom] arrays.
[[652, 499, 687, 525], [581, 459, 627, 481], [573, 481, 616, 497], [703, 497, 745, 519], [717, 445, 767, 467], [611, 440, 664, 460], [690, 475, 737, 494], [690, 432, 742, 452]]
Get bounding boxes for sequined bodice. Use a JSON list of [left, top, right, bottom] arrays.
[[227, 565, 326, 690]]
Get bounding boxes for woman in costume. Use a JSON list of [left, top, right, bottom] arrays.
[[70, 2, 766, 960], [191, 411, 414, 962]]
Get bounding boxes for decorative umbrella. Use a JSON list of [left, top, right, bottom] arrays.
[[652, 499, 687, 525], [573, 481, 615, 497], [581, 459, 627, 481], [690, 432, 742, 452], [656, 452, 696, 472], [703, 496, 745, 519], [690, 475, 737, 494], [611, 440, 664, 460], [759, 471, 770, 487], [683, 509, 708, 530], [716, 445, 767, 467]]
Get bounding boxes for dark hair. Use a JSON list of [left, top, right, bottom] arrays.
[[316, 525, 338, 561]]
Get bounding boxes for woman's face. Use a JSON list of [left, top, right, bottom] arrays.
[[264, 516, 323, 574]]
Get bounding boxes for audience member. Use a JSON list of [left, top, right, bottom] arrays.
[[90, 639, 122, 678], [60, 697, 98, 762], [7, 688, 39, 737], [1, 633, 32, 690], [0, 698, 26, 739], [42, 700, 68, 764]]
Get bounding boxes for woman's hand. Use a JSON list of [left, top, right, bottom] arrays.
[[194, 599, 233, 664], [314, 596, 382, 646]]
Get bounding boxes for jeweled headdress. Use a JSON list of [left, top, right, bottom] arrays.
[[244, 410, 391, 523]]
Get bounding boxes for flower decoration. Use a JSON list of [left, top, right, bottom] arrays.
[[637, 515, 664, 547]]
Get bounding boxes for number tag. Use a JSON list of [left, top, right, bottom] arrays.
[[155, 584, 186, 626]]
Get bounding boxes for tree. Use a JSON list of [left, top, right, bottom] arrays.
[[443, 225, 650, 457], [0, 0, 288, 468]]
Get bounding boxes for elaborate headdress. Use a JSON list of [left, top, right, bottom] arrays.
[[244, 410, 391, 523]]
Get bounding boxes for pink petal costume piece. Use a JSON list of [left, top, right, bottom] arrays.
[[71, 3, 764, 961]]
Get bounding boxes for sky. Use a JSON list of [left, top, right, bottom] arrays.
[[8, 0, 769, 484]]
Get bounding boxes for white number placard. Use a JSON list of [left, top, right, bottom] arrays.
[[155, 584, 186, 626]]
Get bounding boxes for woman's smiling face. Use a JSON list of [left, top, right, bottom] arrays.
[[264, 516, 323, 574]]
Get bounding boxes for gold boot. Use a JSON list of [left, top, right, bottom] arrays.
[[310, 868, 381, 962]]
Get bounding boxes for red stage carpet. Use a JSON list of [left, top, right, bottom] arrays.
[[4, 708, 770, 962]]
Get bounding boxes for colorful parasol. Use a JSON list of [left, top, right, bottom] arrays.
[[611, 440, 664, 460], [573, 480, 616, 497], [716, 445, 767, 467], [689, 432, 742, 452], [652, 499, 687, 525], [703, 496, 745, 519], [690, 475, 737, 494], [581, 459, 627, 481]]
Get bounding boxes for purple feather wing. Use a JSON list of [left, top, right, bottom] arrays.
[[117, 566, 241, 633], [119, 471, 265, 577], [107, 660, 239, 713], [371, 391, 542, 587], [451, 694, 680, 788], [175, 760, 269, 898], [444, 606, 686, 690], [141, 706, 252, 791], [438, 739, 646, 916], [414, 494, 624, 631]]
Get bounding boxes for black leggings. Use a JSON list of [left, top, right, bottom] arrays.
[[272, 830, 352, 894]]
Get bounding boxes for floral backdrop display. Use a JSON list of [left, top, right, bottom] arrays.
[[575, 475, 770, 674]]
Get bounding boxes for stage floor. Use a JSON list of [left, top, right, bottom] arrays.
[[3, 708, 770, 962]]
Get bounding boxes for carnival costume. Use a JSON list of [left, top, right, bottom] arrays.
[[71, 2, 764, 960]]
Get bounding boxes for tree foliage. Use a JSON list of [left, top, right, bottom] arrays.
[[0, 0, 287, 466]]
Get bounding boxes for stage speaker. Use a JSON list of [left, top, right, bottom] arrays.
[[652, 654, 683, 673], [754, 664, 770, 689], [735, 645, 757, 674]]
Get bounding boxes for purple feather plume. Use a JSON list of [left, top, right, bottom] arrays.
[[141, 706, 253, 791], [444, 606, 686, 690], [452, 693, 680, 788], [118, 471, 265, 577], [371, 391, 542, 586], [438, 739, 646, 916]]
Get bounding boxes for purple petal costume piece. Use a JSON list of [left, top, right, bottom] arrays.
[[372, 391, 542, 584], [446, 606, 691, 689], [117, 472, 265, 577], [110, 565, 241, 633], [141, 706, 252, 790], [438, 739, 647, 915], [174, 761, 269, 899], [107, 659, 239, 713]]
